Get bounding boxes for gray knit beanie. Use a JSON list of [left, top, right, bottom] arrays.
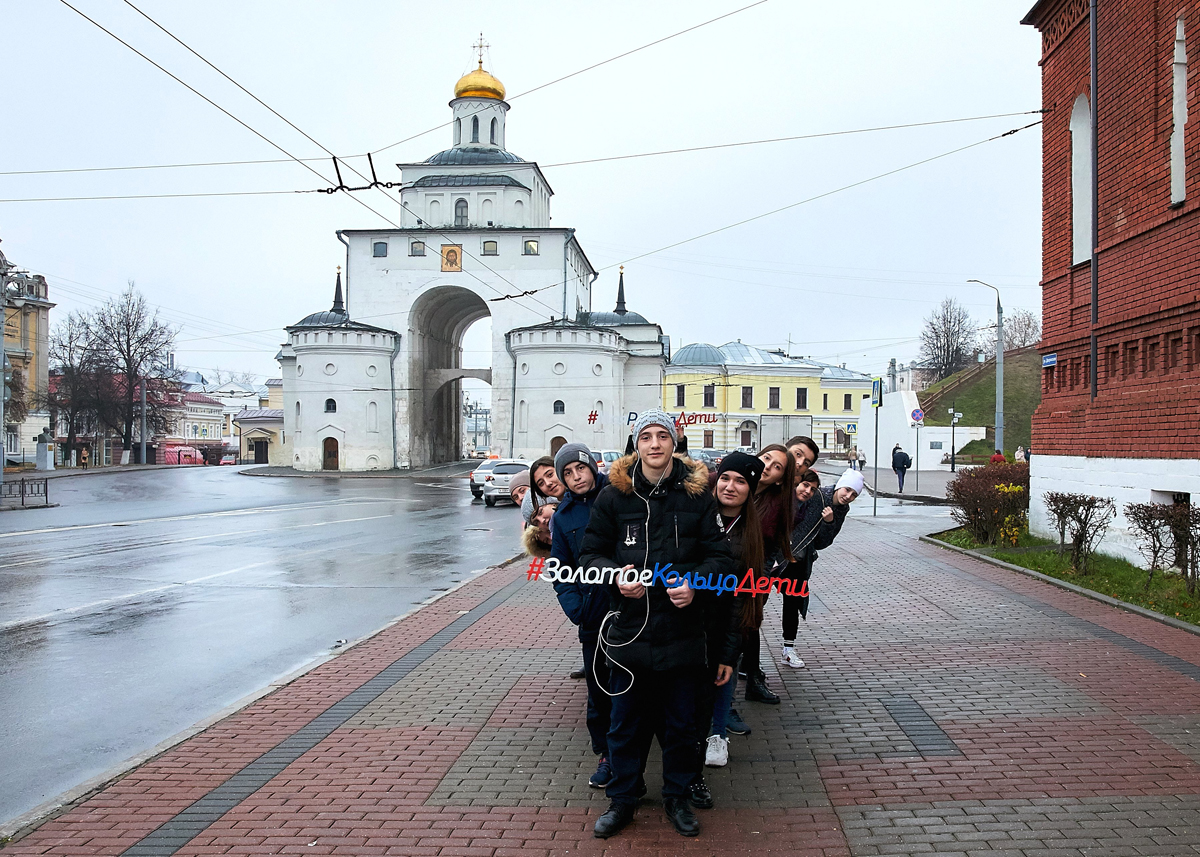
[[631, 408, 677, 450], [554, 441, 597, 483]]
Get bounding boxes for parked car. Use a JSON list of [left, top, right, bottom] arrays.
[[219, 454, 238, 465], [482, 460, 531, 507], [597, 449, 622, 472], [702, 448, 727, 466], [469, 458, 501, 498]]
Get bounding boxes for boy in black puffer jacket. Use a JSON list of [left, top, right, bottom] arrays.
[[580, 410, 733, 840], [550, 442, 613, 790]]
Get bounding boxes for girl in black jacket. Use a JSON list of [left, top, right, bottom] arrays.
[[779, 468, 862, 667]]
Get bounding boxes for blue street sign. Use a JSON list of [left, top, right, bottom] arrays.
[[911, 408, 924, 422], [1042, 353, 1057, 368]]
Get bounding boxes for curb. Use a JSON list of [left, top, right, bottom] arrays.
[[241, 467, 470, 480], [0, 552, 526, 843], [919, 534, 1200, 640]]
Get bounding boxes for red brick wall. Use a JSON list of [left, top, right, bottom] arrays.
[[1028, 0, 1200, 458]]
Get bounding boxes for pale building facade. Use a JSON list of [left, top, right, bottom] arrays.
[[280, 58, 667, 470], [663, 342, 873, 452], [2, 246, 54, 463]]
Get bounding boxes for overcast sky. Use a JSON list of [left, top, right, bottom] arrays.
[[3, 0, 1042, 405]]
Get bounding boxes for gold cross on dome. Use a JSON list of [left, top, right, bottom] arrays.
[[473, 34, 489, 68]]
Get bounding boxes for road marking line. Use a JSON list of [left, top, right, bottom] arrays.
[[0, 513, 395, 570], [0, 515, 393, 630], [0, 498, 387, 540]]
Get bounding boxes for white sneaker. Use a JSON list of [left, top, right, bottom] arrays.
[[781, 647, 806, 669], [704, 734, 729, 767]]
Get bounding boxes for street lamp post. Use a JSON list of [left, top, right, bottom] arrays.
[[967, 279, 1004, 454]]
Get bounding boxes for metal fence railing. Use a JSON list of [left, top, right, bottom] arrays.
[[0, 477, 50, 507]]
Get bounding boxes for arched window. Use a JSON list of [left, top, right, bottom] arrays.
[[490, 117, 497, 144], [367, 401, 378, 432], [295, 401, 300, 421], [1070, 94, 1092, 264], [482, 240, 498, 256], [513, 199, 525, 227], [325, 398, 337, 413], [455, 198, 468, 227], [471, 115, 479, 143], [428, 198, 440, 224], [553, 400, 565, 415], [455, 118, 461, 145], [518, 400, 528, 431]]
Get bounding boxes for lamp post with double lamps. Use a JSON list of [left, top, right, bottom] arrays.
[[967, 279, 1004, 455]]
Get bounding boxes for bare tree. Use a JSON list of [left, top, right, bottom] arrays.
[[208, 367, 260, 387], [88, 283, 179, 452], [919, 297, 977, 381], [1005, 309, 1042, 349], [44, 311, 102, 459]]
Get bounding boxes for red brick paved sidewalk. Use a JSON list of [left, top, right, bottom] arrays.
[[9, 517, 1200, 856]]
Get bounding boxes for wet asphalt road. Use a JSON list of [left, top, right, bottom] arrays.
[[0, 465, 524, 828]]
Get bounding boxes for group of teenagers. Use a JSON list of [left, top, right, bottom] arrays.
[[506, 408, 864, 839]]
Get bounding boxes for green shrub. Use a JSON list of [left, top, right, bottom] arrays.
[[946, 461, 1030, 545]]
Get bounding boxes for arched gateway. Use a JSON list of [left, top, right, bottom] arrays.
[[280, 52, 665, 471]]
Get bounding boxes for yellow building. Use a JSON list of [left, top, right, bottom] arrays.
[[2, 249, 54, 464], [662, 341, 872, 453]]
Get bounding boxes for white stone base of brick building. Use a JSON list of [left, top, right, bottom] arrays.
[[1029, 455, 1200, 568]]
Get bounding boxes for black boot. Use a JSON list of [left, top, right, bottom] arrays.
[[663, 797, 700, 836], [594, 802, 635, 838], [745, 673, 780, 704], [688, 776, 714, 809]]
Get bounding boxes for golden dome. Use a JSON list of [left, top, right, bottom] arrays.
[[454, 62, 506, 101]]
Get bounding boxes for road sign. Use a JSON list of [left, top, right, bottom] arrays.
[[911, 408, 924, 422], [846, 422, 857, 433], [954, 411, 963, 419], [871, 378, 883, 408]]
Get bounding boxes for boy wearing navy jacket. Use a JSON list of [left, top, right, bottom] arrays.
[[550, 442, 613, 790]]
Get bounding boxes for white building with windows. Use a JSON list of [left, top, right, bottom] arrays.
[[280, 56, 665, 470]]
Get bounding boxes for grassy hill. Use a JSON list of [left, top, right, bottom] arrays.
[[920, 349, 1042, 454]]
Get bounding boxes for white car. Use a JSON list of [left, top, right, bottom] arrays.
[[594, 449, 623, 473], [469, 459, 501, 498], [482, 460, 531, 507]]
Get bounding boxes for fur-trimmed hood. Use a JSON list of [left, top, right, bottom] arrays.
[[606, 453, 709, 498], [522, 524, 552, 558]]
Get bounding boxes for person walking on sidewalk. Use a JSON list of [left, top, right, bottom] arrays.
[[549, 442, 614, 790], [856, 447, 866, 471], [581, 409, 733, 840], [891, 445, 912, 493], [80, 445, 90, 470]]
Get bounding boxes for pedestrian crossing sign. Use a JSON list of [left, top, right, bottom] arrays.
[[871, 378, 883, 408]]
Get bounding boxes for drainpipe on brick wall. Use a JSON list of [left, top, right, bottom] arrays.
[[1089, 0, 1099, 398]]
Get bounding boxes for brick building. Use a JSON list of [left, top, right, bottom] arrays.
[[1024, 0, 1200, 562]]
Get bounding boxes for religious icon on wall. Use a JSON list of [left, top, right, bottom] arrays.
[[441, 245, 462, 272]]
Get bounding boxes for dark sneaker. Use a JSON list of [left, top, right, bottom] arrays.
[[594, 802, 635, 838], [570, 666, 586, 679], [727, 708, 751, 736], [663, 797, 700, 836], [688, 777, 714, 809], [589, 756, 613, 788]]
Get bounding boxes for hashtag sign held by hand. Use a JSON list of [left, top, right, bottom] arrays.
[[527, 556, 546, 580]]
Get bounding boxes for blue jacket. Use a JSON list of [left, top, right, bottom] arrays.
[[550, 471, 610, 640]]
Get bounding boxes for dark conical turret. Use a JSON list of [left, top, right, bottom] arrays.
[[614, 265, 627, 314], [332, 270, 345, 313]]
